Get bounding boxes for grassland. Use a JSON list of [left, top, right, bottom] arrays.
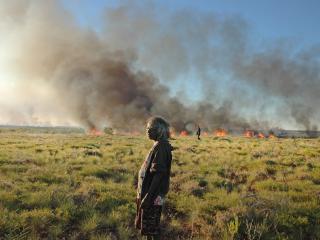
[[0, 131, 319, 239]]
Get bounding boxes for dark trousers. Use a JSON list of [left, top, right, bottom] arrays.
[[145, 235, 160, 240], [135, 198, 162, 237]]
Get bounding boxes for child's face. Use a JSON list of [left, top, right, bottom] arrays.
[[146, 123, 158, 140]]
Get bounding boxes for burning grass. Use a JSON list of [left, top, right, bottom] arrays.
[[0, 131, 319, 239], [214, 128, 228, 137]]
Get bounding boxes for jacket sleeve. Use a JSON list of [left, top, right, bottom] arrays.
[[141, 145, 168, 208], [141, 173, 163, 208], [150, 144, 168, 174]]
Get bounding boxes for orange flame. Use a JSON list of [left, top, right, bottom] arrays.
[[214, 129, 227, 137], [244, 130, 254, 138], [257, 132, 265, 138], [203, 131, 208, 136], [180, 130, 188, 136], [89, 128, 103, 136], [269, 133, 276, 138]]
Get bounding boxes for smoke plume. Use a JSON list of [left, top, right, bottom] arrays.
[[0, 1, 319, 131]]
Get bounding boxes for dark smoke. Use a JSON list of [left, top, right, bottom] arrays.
[[0, 1, 319, 131], [232, 47, 320, 130]]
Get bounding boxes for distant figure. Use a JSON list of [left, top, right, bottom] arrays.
[[135, 117, 173, 239], [196, 125, 201, 140]]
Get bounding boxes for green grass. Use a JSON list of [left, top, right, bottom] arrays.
[[0, 132, 319, 239]]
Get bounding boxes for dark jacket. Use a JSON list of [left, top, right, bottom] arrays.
[[140, 140, 173, 203]]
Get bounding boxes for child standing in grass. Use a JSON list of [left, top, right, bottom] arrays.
[[135, 117, 173, 240]]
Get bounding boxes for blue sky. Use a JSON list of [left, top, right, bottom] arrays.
[[62, 0, 320, 47]]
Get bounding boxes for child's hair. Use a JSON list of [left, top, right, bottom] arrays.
[[146, 116, 170, 140]]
